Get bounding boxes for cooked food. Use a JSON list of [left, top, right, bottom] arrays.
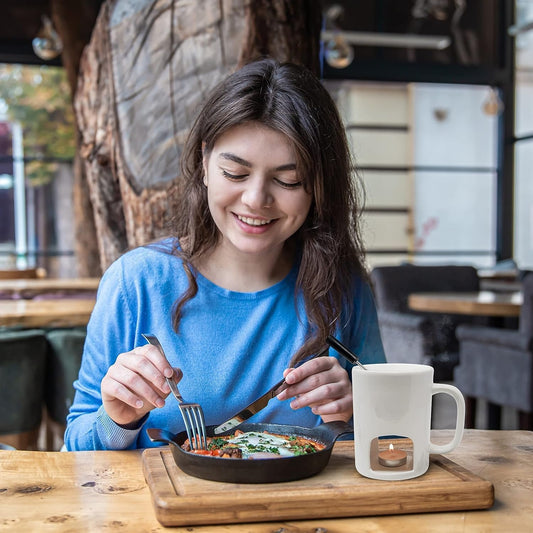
[[181, 430, 325, 459]]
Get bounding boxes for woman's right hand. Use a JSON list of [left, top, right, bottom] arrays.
[[101, 344, 182, 427]]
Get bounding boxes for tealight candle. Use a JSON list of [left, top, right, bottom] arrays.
[[378, 443, 407, 467]]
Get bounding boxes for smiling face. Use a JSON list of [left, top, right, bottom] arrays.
[[202, 122, 313, 265]]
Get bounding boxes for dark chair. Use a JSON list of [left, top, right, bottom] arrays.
[[44, 328, 86, 449], [454, 273, 533, 430], [0, 328, 48, 449], [370, 264, 482, 382]]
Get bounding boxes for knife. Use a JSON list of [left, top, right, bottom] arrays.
[[213, 346, 330, 434]]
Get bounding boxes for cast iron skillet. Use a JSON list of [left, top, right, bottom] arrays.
[[146, 420, 353, 483]]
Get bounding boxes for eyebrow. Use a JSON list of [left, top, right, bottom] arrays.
[[219, 152, 296, 172]]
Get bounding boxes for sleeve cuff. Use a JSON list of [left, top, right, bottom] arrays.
[[95, 406, 148, 449]]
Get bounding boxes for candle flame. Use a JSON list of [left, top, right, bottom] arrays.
[[389, 443, 394, 451]]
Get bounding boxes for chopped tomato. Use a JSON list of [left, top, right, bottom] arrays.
[[189, 449, 221, 456]]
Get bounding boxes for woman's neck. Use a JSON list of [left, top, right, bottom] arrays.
[[195, 243, 295, 292]]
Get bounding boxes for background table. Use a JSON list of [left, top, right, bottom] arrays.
[[0, 430, 531, 532], [0, 277, 99, 299], [408, 291, 522, 317], [0, 298, 95, 328]]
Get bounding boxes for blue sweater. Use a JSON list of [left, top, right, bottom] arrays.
[[64, 239, 386, 450]]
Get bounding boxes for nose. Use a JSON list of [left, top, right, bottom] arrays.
[[241, 176, 274, 209]]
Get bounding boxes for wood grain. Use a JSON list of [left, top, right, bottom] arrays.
[[141, 441, 494, 527], [0, 431, 532, 532]]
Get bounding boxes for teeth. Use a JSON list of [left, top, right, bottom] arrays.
[[237, 215, 272, 226]]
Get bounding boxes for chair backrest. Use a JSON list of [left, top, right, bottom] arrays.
[[0, 328, 48, 449], [520, 272, 533, 338], [45, 328, 87, 424], [371, 264, 480, 313]]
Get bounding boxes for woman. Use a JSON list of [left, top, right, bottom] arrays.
[[65, 58, 385, 451]]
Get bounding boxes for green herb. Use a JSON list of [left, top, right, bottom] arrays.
[[208, 438, 227, 450]]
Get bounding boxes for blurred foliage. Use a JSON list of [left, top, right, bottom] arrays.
[[0, 64, 75, 185]]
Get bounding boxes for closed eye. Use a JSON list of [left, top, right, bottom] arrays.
[[221, 169, 302, 188], [222, 169, 248, 180], [274, 177, 303, 189]]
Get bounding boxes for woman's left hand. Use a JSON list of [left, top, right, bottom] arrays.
[[276, 356, 353, 422]]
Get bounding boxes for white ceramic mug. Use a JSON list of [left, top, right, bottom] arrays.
[[352, 363, 465, 480]]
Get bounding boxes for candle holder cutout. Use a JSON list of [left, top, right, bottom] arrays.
[[369, 436, 413, 472]]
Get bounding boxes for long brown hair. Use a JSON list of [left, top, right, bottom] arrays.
[[170, 58, 367, 364]]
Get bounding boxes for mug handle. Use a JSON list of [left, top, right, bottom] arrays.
[[429, 383, 465, 454]]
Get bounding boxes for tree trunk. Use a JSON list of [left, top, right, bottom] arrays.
[[74, 1, 127, 269], [52, 0, 104, 277], [238, 0, 322, 75], [51, 0, 100, 96], [75, 0, 322, 272]]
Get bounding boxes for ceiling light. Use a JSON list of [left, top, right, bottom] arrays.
[[482, 88, 504, 116], [324, 34, 354, 69], [32, 15, 63, 61]]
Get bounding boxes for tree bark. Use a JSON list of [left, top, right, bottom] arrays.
[[74, 0, 322, 272], [238, 0, 322, 75], [75, 1, 127, 268], [52, 0, 104, 277], [51, 0, 101, 96]]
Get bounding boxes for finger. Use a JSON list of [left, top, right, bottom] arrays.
[[106, 364, 167, 408], [171, 367, 183, 383], [102, 375, 146, 410], [292, 384, 353, 420], [278, 358, 348, 402], [117, 351, 171, 396], [283, 357, 337, 386], [140, 344, 174, 378], [310, 396, 353, 416], [288, 380, 346, 409]]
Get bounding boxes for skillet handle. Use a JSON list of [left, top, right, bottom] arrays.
[[146, 427, 181, 448]]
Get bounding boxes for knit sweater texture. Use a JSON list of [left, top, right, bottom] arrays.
[[65, 239, 386, 450]]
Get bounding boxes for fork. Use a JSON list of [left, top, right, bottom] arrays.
[[141, 333, 207, 450]]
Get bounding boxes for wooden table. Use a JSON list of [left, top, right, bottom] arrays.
[[477, 268, 519, 280], [480, 279, 523, 292], [0, 430, 531, 532], [0, 267, 46, 279], [408, 290, 522, 317], [0, 277, 100, 299], [0, 297, 95, 327]]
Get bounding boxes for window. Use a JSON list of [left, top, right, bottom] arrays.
[[0, 63, 76, 275], [325, 80, 498, 268], [514, 0, 533, 268]]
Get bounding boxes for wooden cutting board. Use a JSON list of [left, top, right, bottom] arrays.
[[142, 441, 494, 527]]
